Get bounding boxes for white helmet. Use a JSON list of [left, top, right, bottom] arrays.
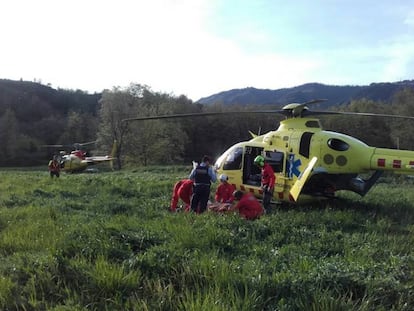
[[219, 174, 228, 182]]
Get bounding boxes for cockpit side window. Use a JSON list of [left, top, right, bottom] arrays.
[[299, 132, 314, 158], [223, 146, 243, 170], [327, 138, 349, 151], [265, 151, 285, 173]]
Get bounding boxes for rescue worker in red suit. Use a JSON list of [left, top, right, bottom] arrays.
[[208, 174, 235, 212], [170, 179, 193, 212], [215, 174, 235, 204], [189, 155, 217, 213], [48, 155, 61, 178], [254, 155, 275, 212], [231, 190, 264, 220]]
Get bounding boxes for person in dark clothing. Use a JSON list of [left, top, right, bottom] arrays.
[[189, 155, 217, 213]]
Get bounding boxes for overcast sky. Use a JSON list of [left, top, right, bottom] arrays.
[[1, 0, 413, 101]]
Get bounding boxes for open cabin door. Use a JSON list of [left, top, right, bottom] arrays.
[[241, 147, 286, 192], [242, 146, 263, 186]]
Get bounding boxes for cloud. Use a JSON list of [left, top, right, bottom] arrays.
[[403, 10, 414, 26], [381, 37, 414, 81]]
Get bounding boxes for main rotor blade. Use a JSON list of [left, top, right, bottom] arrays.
[[77, 141, 97, 147], [122, 110, 279, 122], [307, 110, 414, 120], [41, 144, 67, 148], [303, 99, 328, 105], [41, 141, 97, 149], [121, 105, 414, 122]]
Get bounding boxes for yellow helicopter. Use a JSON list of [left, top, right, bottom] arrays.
[[44, 141, 116, 173], [123, 99, 414, 204]]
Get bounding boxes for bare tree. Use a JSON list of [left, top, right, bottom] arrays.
[[96, 86, 143, 169]]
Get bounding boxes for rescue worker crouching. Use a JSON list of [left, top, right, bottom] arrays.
[[230, 190, 264, 220], [170, 179, 193, 212], [215, 174, 235, 204], [209, 174, 235, 213]]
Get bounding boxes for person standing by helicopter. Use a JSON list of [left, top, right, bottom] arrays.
[[48, 155, 61, 178], [189, 155, 217, 213], [254, 155, 275, 212]]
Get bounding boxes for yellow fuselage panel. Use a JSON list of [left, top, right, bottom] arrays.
[[62, 155, 87, 172], [312, 131, 373, 173], [259, 127, 375, 175]]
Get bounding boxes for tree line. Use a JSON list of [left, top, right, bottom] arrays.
[[0, 80, 414, 167]]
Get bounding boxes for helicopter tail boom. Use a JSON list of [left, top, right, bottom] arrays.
[[370, 148, 414, 174]]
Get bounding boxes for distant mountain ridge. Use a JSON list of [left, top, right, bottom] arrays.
[[197, 81, 414, 107]]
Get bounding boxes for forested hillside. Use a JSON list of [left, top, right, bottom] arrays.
[[1, 79, 414, 167], [0, 79, 100, 165], [198, 81, 414, 106]]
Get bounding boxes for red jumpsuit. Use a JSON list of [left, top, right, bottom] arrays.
[[261, 163, 275, 189], [170, 179, 193, 212], [261, 163, 276, 211], [234, 193, 263, 220], [215, 182, 235, 203]]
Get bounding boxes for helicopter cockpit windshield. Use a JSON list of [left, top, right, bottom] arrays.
[[215, 145, 243, 170]]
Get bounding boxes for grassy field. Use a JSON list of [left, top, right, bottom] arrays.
[[0, 167, 413, 310]]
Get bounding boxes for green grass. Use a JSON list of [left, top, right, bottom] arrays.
[[0, 168, 413, 310]]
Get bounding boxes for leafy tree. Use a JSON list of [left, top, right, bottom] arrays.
[[97, 84, 199, 167], [0, 109, 19, 163], [390, 88, 414, 150], [122, 88, 190, 165], [183, 103, 280, 162], [0, 80, 102, 166], [58, 111, 98, 145], [96, 86, 142, 169]]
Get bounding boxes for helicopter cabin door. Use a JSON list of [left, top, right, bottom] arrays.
[[242, 146, 285, 192], [242, 146, 263, 187]]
